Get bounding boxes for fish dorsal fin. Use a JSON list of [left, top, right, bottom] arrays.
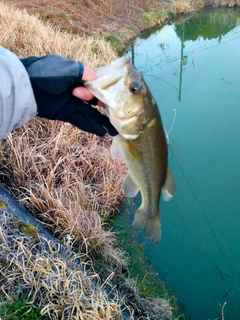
[[123, 173, 139, 198], [162, 166, 176, 202], [110, 136, 120, 159]]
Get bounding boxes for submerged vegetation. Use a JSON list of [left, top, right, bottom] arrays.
[[0, 0, 239, 319]]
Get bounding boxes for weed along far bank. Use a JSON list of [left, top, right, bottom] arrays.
[[0, 0, 239, 319], [4, 0, 240, 53]]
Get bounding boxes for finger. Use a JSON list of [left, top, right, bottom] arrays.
[[72, 87, 94, 101], [82, 66, 98, 81]]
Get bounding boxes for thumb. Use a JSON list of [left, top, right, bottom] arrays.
[[72, 87, 94, 101]]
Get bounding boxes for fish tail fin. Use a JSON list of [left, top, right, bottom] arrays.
[[132, 208, 161, 245]]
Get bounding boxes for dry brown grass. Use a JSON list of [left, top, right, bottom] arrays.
[[204, 0, 240, 6], [171, 0, 240, 15], [172, 0, 204, 14], [0, 211, 173, 319], [0, 119, 126, 258], [0, 1, 118, 62], [4, 0, 168, 37], [0, 211, 128, 319]]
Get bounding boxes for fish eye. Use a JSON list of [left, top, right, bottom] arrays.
[[130, 83, 141, 94]]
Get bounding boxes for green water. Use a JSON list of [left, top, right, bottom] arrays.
[[125, 8, 240, 320]]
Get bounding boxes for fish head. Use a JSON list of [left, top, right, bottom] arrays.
[[84, 56, 156, 139]]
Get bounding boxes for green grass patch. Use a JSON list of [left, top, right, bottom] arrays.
[[0, 296, 49, 320], [139, 12, 153, 27], [139, 10, 167, 27], [58, 11, 70, 20], [104, 34, 123, 52], [167, 10, 176, 19]]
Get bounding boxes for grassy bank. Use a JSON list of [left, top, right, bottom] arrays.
[[0, 0, 239, 319], [4, 0, 240, 52]]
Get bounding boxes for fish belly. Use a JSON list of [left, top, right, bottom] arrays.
[[118, 119, 168, 244]]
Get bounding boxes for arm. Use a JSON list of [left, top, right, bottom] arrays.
[[0, 46, 37, 139]]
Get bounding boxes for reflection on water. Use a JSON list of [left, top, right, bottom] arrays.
[[125, 8, 240, 320], [175, 8, 239, 41]]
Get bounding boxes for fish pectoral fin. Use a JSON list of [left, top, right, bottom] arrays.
[[110, 136, 120, 159], [162, 166, 176, 202], [123, 173, 139, 198]]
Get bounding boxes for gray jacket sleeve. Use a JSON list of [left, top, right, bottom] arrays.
[[0, 47, 37, 139]]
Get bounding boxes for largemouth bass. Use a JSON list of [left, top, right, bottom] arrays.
[[85, 56, 175, 244]]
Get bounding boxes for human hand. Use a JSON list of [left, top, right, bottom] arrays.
[[72, 66, 97, 101], [72, 67, 107, 109], [20, 55, 117, 136]]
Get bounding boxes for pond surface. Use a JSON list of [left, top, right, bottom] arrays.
[[125, 8, 240, 320]]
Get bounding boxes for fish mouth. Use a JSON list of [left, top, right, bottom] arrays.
[[84, 56, 132, 103], [109, 109, 146, 140], [94, 55, 130, 76], [109, 107, 144, 125]]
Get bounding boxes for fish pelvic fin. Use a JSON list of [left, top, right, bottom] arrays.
[[132, 209, 161, 245], [162, 166, 176, 202]]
